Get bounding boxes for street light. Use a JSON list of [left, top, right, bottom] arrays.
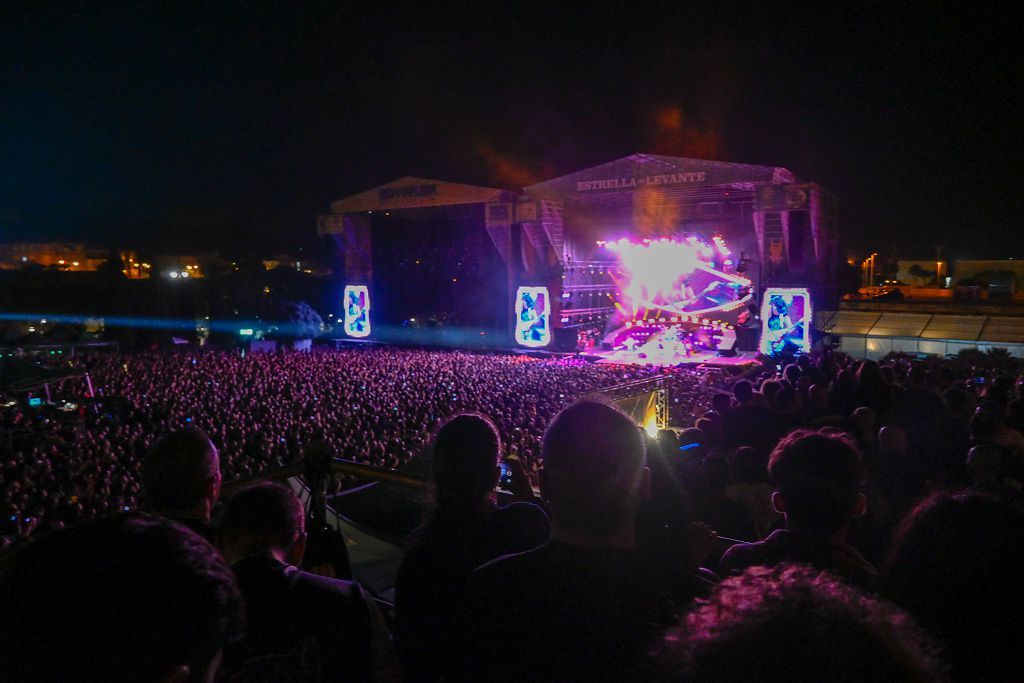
[[864, 253, 878, 288]]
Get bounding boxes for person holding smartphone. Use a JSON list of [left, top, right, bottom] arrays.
[[394, 413, 549, 681]]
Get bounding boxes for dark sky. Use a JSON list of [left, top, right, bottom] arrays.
[[2, 3, 1020, 258]]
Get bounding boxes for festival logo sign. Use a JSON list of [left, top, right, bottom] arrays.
[[575, 172, 708, 191]]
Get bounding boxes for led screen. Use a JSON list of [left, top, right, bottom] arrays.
[[343, 285, 371, 338], [603, 237, 752, 323], [515, 286, 551, 347], [759, 287, 811, 356]]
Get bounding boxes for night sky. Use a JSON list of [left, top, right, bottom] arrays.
[[2, 3, 1020, 259]]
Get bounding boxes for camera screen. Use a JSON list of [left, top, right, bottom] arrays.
[[498, 462, 513, 488]]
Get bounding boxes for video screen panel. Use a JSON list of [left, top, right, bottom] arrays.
[[515, 286, 551, 347], [602, 237, 753, 328], [759, 287, 811, 356], [343, 285, 371, 338]]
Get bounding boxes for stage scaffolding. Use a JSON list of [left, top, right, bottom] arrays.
[[590, 376, 671, 431]]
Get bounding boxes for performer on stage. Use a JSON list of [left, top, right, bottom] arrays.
[[346, 290, 367, 334], [518, 291, 547, 344], [765, 295, 801, 355], [674, 275, 726, 313]]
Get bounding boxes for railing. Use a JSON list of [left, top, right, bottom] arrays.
[[591, 375, 670, 399], [589, 376, 671, 430], [220, 457, 432, 497]]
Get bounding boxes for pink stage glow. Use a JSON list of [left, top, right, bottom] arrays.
[[595, 236, 754, 366], [607, 239, 701, 315], [603, 236, 751, 319]]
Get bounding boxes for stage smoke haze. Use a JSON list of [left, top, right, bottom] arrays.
[[633, 186, 682, 237], [474, 139, 544, 188], [610, 239, 702, 316], [650, 105, 723, 160]]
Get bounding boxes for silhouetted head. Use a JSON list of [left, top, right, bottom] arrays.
[[851, 406, 876, 431], [431, 413, 502, 510], [768, 429, 864, 535], [760, 379, 782, 406], [878, 425, 908, 455], [220, 482, 306, 565], [733, 380, 754, 405], [659, 564, 944, 681], [711, 392, 732, 414], [774, 386, 801, 415], [808, 384, 830, 411], [966, 445, 1002, 484], [883, 491, 1024, 681], [856, 360, 885, 389], [541, 399, 647, 539], [0, 514, 243, 682], [942, 387, 974, 418], [969, 409, 1000, 443], [656, 429, 681, 455], [142, 427, 221, 521]]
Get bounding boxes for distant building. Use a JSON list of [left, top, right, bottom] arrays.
[[0, 243, 152, 278], [888, 258, 1024, 298], [0, 242, 107, 271], [822, 259, 1024, 360], [954, 260, 1024, 295], [896, 260, 948, 288], [120, 251, 151, 279], [261, 254, 331, 276], [154, 254, 206, 279]]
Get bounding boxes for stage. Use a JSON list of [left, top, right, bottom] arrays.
[[584, 348, 760, 367], [321, 155, 838, 359]]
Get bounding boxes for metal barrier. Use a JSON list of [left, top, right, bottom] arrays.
[[220, 457, 432, 498], [589, 376, 670, 430]]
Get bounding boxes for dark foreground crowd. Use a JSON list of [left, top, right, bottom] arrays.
[[1, 347, 1024, 681]]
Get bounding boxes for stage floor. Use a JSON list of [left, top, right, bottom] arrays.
[[586, 348, 760, 367]]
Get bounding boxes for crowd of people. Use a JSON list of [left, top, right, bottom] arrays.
[[2, 344, 1024, 680], [0, 348, 714, 549]]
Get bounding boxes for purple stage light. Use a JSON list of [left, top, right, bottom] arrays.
[[593, 235, 753, 365], [608, 236, 751, 320]]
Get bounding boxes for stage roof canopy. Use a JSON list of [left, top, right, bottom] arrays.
[[329, 177, 512, 214], [525, 154, 797, 201], [327, 156, 802, 216]]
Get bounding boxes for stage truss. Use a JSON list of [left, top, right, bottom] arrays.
[[590, 376, 670, 433]]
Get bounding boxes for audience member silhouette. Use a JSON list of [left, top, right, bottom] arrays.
[[0, 513, 242, 682], [718, 428, 877, 587], [443, 399, 703, 681], [657, 564, 945, 682], [394, 413, 548, 681], [141, 426, 222, 544], [219, 482, 397, 681], [882, 491, 1024, 682]]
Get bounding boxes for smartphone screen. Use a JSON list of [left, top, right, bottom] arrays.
[[498, 462, 514, 488]]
